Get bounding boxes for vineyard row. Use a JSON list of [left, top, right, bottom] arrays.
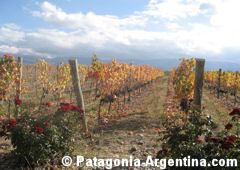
[[0, 54, 164, 131]]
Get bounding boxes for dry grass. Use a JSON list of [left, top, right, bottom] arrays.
[[202, 87, 233, 132], [73, 76, 169, 159]]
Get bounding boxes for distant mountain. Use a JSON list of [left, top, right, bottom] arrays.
[[18, 55, 181, 70], [17, 55, 93, 65], [205, 61, 240, 72], [1, 54, 240, 71], [115, 58, 240, 71]]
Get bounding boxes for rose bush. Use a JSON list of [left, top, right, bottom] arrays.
[[0, 101, 84, 167], [157, 109, 240, 167]]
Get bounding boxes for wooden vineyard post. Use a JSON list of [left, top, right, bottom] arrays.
[[35, 64, 38, 97], [217, 69, 222, 99], [16, 57, 23, 98], [210, 72, 214, 94], [193, 58, 205, 112], [69, 59, 88, 132], [128, 63, 134, 102], [235, 71, 238, 105], [56, 63, 60, 103]]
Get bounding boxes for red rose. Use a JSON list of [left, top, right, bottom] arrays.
[[60, 102, 72, 112], [10, 119, 16, 126], [46, 102, 51, 107], [32, 127, 43, 134], [45, 122, 50, 127], [229, 108, 240, 116], [42, 102, 51, 107], [229, 136, 236, 141], [196, 139, 202, 144], [8, 119, 17, 129], [225, 123, 233, 130], [223, 136, 236, 142], [37, 127, 43, 134], [72, 105, 78, 111], [224, 136, 229, 140], [60, 105, 69, 112], [72, 105, 83, 113], [14, 98, 22, 106], [189, 98, 193, 102], [222, 140, 234, 149]]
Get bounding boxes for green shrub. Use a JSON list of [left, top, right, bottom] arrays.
[[158, 109, 240, 167], [0, 102, 84, 166]]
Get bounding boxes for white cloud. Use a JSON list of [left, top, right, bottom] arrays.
[[142, 0, 203, 20], [176, 0, 240, 54], [0, 45, 52, 57], [30, 1, 150, 46], [139, 0, 240, 55], [174, 24, 221, 54], [1, 0, 240, 63], [0, 45, 22, 54], [165, 22, 182, 30], [32, 1, 147, 30], [210, 0, 240, 30], [0, 27, 25, 42]]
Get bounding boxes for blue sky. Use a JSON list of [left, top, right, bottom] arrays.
[[1, 0, 240, 64]]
